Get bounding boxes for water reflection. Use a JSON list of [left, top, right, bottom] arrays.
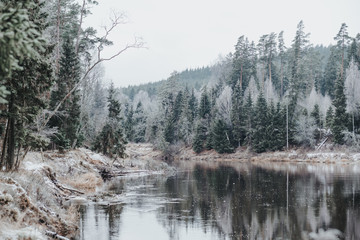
[[77, 162, 360, 240]]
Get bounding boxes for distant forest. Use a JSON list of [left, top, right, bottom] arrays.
[[119, 21, 360, 156], [1, 0, 360, 171]]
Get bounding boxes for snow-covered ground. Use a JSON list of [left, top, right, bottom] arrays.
[[0, 144, 174, 239]]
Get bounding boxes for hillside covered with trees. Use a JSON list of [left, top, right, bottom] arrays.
[[119, 22, 360, 156], [1, 0, 360, 172]]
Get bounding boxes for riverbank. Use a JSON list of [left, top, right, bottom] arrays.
[[1, 143, 359, 239], [175, 145, 360, 164], [0, 144, 174, 239]]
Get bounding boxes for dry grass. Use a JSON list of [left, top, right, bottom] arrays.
[[61, 172, 103, 193]]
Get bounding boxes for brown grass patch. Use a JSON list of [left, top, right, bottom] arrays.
[[62, 173, 103, 193]]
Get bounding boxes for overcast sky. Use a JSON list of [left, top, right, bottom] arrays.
[[85, 0, 360, 88]]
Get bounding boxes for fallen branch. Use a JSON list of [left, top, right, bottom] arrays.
[[316, 137, 329, 151], [45, 230, 70, 240], [44, 167, 84, 195]]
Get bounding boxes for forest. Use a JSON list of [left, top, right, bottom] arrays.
[[1, 0, 360, 172], [118, 22, 360, 157]]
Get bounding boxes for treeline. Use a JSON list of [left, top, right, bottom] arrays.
[[121, 21, 360, 155], [0, 0, 142, 170], [1, 0, 359, 171], [121, 66, 214, 99]]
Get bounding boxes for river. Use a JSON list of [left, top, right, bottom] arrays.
[[77, 162, 360, 240]]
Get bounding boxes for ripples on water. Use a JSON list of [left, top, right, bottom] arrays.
[[77, 162, 360, 240]]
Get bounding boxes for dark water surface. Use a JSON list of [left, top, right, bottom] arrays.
[[77, 162, 360, 240]]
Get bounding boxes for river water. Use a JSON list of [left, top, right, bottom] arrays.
[[77, 162, 360, 240]]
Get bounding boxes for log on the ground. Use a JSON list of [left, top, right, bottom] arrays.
[[43, 167, 84, 195], [45, 230, 70, 240]]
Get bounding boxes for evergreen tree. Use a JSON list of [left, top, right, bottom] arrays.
[[49, 37, 81, 150], [332, 75, 348, 144], [92, 83, 127, 159], [310, 104, 321, 127], [188, 88, 198, 123], [199, 87, 211, 119], [325, 106, 334, 129], [192, 120, 207, 153], [310, 104, 322, 141], [231, 36, 254, 90], [231, 80, 243, 147], [321, 46, 341, 98], [133, 102, 147, 143], [243, 93, 254, 146], [212, 119, 234, 153], [0, 0, 53, 170], [252, 92, 268, 153], [124, 104, 135, 142], [278, 31, 287, 98]]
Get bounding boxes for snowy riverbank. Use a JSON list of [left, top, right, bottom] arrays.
[[1, 143, 359, 239], [0, 144, 174, 239]]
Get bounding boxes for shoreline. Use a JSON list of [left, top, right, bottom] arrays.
[[0, 143, 359, 239]]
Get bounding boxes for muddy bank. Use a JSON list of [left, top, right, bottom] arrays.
[[0, 144, 174, 239]]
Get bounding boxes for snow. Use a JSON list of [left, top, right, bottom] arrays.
[[23, 161, 47, 171], [0, 226, 46, 240]]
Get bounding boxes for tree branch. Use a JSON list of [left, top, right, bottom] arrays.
[[40, 13, 145, 130]]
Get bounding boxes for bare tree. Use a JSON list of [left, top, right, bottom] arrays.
[[345, 59, 360, 138]]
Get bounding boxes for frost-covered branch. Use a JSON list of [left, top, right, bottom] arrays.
[[41, 12, 145, 130]]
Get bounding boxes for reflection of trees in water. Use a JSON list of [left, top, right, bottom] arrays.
[[102, 204, 123, 237], [157, 164, 360, 240]]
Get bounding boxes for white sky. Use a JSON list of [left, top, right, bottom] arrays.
[[85, 0, 360, 87]]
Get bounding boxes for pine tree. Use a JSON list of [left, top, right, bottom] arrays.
[[335, 23, 350, 80], [243, 93, 254, 146], [231, 36, 254, 90], [311, 104, 322, 141], [124, 104, 135, 142], [278, 31, 287, 98], [49, 37, 81, 150], [92, 83, 127, 159], [212, 119, 234, 154], [231, 80, 243, 147], [199, 87, 211, 119], [133, 102, 146, 143], [321, 46, 341, 98], [188, 88, 198, 123], [252, 92, 268, 153], [0, 0, 53, 170], [192, 120, 207, 153], [332, 75, 348, 144], [325, 106, 334, 129]]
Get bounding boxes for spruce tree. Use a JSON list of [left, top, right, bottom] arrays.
[[252, 92, 268, 153], [311, 104, 322, 142], [124, 104, 135, 142], [325, 106, 334, 129], [332, 75, 347, 144], [133, 102, 146, 143], [212, 119, 234, 154], [199, 87, 211, 119], [231, 80, 243, 148], [243, 93, 254, 146], [192, 120, 207, 153], [92, 83, 127, 159], [49, 37, 81, 150], [0, 0, 53, 170]]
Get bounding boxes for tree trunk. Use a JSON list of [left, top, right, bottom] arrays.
[[55, 0, 61, 75], [75, 0, 86, 54], [6, 93, 15, 171], [0, 120, 9, 168]]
